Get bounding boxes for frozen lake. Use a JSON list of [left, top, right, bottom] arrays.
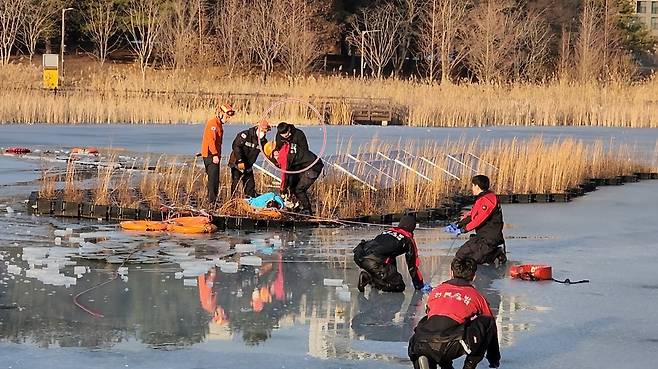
[[1, 124, 658, 157], [1, 126, 658, 368]]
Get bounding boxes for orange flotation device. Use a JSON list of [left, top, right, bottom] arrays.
[[120, 220, 168, 232], [71, 147, 99, 155], [509, 264, 553, 281], [165, 216, 211, 226], [166, 223, 218, 234]]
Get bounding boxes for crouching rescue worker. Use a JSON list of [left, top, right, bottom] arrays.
[[228, 119, 270, 197], [274, 122, 323, 215], [408, 257, 501, 369], [200, 103, 234, 204], [445, 175, 506, 266], [353, 215, 431, 293]]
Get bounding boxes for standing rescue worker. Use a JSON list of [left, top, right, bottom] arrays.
[[408, 257, 501, 369], [228, 119, 271, 197], [275, 122, 323, 215], [353, 215, 431, 293], [445, 175, 507, 266], [200, 103, 234, 204]]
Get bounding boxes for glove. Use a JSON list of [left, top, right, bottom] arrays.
[[237, 162, 246, 171], [420, 283, 432, 294], [212, 155, 220, 164], [443, 223, 462, 235]]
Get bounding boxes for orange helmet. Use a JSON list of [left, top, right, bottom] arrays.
[[218, 103, 235, 117]]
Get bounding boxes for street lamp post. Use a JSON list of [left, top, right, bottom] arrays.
[[60, 7, 74, 81], [360, 29, 381, 79]]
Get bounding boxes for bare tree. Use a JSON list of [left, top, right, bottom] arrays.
[[557, 24, 573, 82], [575, 0, 603, 82], [392, 0, 421, 77], [19, 0, 58, 62], [348, 3, 404, 78], [514, 10, 552, 81], [463, 0, 522, 83], [83, 0, 120, 65], [162, 0, 199, 69], [246, 0, 286, 81], [419, 0, 471, 84], [213, 0, 248, 76], [0, 0, 28, 65], [125, 0, 166, 80], [279, 0, 323, 77]]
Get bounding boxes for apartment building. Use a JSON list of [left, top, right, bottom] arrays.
[[636, 1, 658, 36]]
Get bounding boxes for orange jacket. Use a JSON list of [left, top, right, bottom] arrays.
[[201, 116, 224, 158]]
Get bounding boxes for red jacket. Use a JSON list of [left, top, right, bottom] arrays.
[[201, 116, 224, 158], [458, 191, 504, 244], [426, 278, 493, 324]]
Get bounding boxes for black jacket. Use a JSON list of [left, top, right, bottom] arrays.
[[457, 190, 504, 245], [354, 230, 424, 289], [275, 125, 319, 171], [228, 127, 267, 170]]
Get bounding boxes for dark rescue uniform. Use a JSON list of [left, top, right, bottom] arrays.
[[276, 125, 323, 213], [228, 126, 267, 197], [456, 191, 505, 264], [408, 278, 501, 369], [353, 229, 424, 292]]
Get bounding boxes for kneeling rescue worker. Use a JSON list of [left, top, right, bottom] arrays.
[[353, 215, 431, 293], [228, 119, 271, 198], [445, 175, 507, 266], [274, 122, 323, 215], [200, 103, 234, 204], [408, 257, 501, 369]]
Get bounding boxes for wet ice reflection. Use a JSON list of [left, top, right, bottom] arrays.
[[0, 220, 536, 363]]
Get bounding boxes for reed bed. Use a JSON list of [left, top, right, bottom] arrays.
[[39, 137, 658, 219], [2, 61, 658, 127]]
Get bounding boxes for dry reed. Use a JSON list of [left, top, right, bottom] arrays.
[[2, 60, 658, 127]]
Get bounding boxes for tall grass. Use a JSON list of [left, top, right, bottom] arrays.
[[2, 61, 658, 127], [39, 137, 657, 219]]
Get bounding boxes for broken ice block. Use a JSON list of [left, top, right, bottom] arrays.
[[323, 278, 343, 287], [235, 244, 258, 253], [73, 266, 87, 275], [337, 290, 351, 302], [54, 230, 67, 237], [183, 278, 198, 287], [239, 256, 262, 267], [220, 262, 239, 273], [54, 237, 62, 245], [174, 272, 183, 279]]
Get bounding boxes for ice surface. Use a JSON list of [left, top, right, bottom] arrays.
[[234, 244, 258, 253], [323, 278, 343, 287], [239, 256, 262, 266]]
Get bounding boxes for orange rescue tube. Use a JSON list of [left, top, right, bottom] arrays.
[[509, 264, 553, 281], [120, 220, 168, 232], [167, 223, 218, 234], [165, 216, 211, 226]]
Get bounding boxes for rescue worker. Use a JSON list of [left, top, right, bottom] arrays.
[[274, 122, 323, 215], [445, 175, 507, 266], [353, 215, 431, 293], [200, 103, 234, 204], [228, 119, 270, 197], [408, 257, 501, 369]]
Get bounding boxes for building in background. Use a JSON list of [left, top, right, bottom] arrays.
[[636, 1, 658, 36]]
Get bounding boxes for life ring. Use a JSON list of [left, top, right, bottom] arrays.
[[120, 220, 168, 232], [165, 216, 211, 226], [167, 223, 218, 234], [5, 147, 31, 154], [509, 264, 552, 281]]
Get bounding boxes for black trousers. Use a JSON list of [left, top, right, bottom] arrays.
[[292, 163, 323, 213], [203, 156, 220, 204], [455, 235, 503, 265], [230, 168, 256, 197], [354, 245, 405, 293], [408, 316, 500, 369]]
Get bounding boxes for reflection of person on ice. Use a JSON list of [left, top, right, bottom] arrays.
[[228, 119, 270, 198], [445, 175, 507, 266], [408, 257, 501, 369], [273, 122, 324, 215], [353, 215, 431, 293], [200, 103, 234, 204]]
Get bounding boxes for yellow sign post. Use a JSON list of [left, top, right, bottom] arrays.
[[42, 54, 59, 90]]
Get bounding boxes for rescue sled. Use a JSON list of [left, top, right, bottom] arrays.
[[120, 220, 168, 232], [5, 147, 31, 154]]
